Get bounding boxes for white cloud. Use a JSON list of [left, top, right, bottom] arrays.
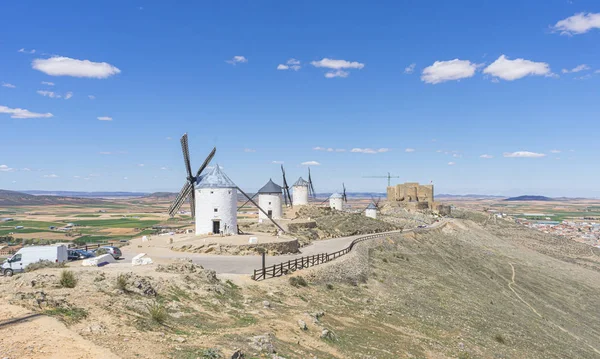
[[41, 81, 55, 86], [43, 174, 59, 178], [0, 105, 53, 119], [324, 70, 349, 78], [448, 162, 456, 166], [97, 116, 112, 121], [351, 148, 389, 154], [2, 83, 16, 88], [550, 149, 561, 153], [452, 153, 462, 158], [480, 154, 493, 159], [503, 151, 546, 158], [123, 177, 128, 180], [271, 161, 284, 164], [311, 58, 365, 70], [226, 56, 247, 65], [483, 55, 551, 81], [326, 148, 334, 152], [21, 168, 31, 171], [335, 149, 346, 152], [160, 167, 168, 170], [166, 137, 172, 140], [562, 64, 590, 73], [73, 176, 81, 179], [138, 164, 145, 167], [18, 48, 35, 54], [99, 152, 113, 155], [301, 161, 320, 166], [313, 146, 326, 151], [405, 148, 415, 153], [32, 56, 121, 78], [64, 92, 73, 100], [404, 63, 416, 74], [0, 165, 15, 172], [277, 58, 301, 71], [37, 90, 61, 98], [552, 12, 600, 35], [244, 148, 256, 152], [88, 95, 95, 100], [421, 59, 478, 84]]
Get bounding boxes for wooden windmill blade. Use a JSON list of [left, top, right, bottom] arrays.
[[281, 165, 293, 207], [342, 183, 348, 203], [308, 168, 316, 198]]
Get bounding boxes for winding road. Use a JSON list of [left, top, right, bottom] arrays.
[[120, 220, 446, 275]]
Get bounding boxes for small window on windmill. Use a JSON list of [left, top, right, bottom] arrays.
[[269, 202, 271, 205], [210, 191, 214, 194], [228, 190, 231, 194], [214, 208, 218, 213]]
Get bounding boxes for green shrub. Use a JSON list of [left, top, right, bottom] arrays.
[[45, 307, 88, 324], [201, 348, 221, 359], [326, 283, 334, 290], [289, 276, 308, 287], [25, 260, 65, 272], [59, 270, 77, 288], [148, 301, 167, 324], [116, 274, 128, 291], [494, 334, 506, 344]]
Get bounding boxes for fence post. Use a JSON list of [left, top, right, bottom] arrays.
[[262, 252, 266, 279]]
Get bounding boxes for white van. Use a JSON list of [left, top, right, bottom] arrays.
[[1, 245, 68, 276]]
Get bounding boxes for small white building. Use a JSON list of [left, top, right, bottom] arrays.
[[292, 177, 309, 206], [329, 193, 343, 211], [195, 166, 238, 236], [365, 203, 377, 219], [257, 179, 283, 221]]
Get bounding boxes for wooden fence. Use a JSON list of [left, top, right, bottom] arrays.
[[252, 232, 392, 281]]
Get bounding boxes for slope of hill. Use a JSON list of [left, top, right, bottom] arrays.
[[505, 195, 553, 201], [0, 189, 107, 206]]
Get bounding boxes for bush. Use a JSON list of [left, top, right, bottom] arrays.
[[116, 274, 128, 291], [289, 276, 308, 287], [326, 283, 334, 290], [59, 270, 77, 288], [148, 301, 167, 324], [494, 334, 506, 344], [201, 348, 222, 359], [25, 260, 65, 272]]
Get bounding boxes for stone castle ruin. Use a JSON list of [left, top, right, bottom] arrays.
[[387, 182, 434, 210]]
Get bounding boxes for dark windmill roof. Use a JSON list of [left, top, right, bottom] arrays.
[[293, 177, 310, 187], [196, 165, 237, 188], [258, 179, 283, 194], [366, 203, 377, 210]]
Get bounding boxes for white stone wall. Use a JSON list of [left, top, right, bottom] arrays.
[[329, 197, 343, 211], [365, 208, 377, 219], [258, 193, 282, 220], [292, 185, 308, 206], [195, 187, 238, 235]]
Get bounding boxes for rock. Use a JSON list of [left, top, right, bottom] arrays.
[[250, 334, 275, 353], [174, 337, 186, 343], [231, 349, 245, 359], [83, 323, 106, 334], [263, 300, 271, 308], [298, 319, 307, 331]]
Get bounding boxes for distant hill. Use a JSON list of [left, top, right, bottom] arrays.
[[0, 189, 107, 206], [145, 192, 177, 199], [437, 194, 506, 199], [22, 190, 149, 198], [504, 195, 553, 201]]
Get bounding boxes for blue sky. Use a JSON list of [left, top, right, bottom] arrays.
[[1, 1, 600, 197]]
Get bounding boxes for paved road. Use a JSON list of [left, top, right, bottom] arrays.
[[121, 221, 446, 275]]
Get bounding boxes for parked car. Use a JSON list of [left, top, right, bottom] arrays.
[[2, 245, 68, 276], [67, 249, 95, 261], [97, 246, 122, 259]]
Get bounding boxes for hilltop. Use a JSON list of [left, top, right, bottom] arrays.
[[1, 209, 598, 358], [0, 189, 107, 206], [505, 195, 553, 201]]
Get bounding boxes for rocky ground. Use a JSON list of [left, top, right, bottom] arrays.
[[1, 210, 599, 359]]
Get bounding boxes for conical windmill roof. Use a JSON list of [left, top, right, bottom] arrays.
[[293, 177, 309, 187], [258, 179, 282, 194], [196, 165, 237, 188], [366, 203, 377, 210], [330, 193, 343, 199]]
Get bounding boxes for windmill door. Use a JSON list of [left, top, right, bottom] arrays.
[[212, 220, 220, 234], [267, 210, 273, 218]]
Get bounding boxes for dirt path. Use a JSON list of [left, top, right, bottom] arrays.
[[0, 304, 120, 359], [507, 263, 600, 355]]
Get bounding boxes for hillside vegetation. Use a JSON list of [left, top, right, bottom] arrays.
[[1, 212, 599, 358]]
